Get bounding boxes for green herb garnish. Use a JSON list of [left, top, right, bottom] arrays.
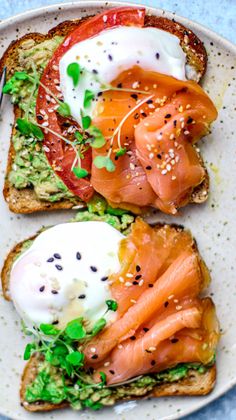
[[115, 147, 127, 157], [57, 101, 71, 117], [83, 89, 95, 108], [72, 166, 89, 179], [65, 318, 86, 340], [93, 156, 115, 172], [80, 110, 91, 130], [67, 62, 81, 87], [106, 299, 118, 312], [88, 126, 106, 148], [90, 318, 106, 336], [16, 118, 44, 140]]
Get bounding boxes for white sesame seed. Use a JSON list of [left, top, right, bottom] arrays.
[[184, 130, 190, 135], [176, 305, 183, 311], [148, 103, 155, 109], [52, 64, 59, 71], [169, 133, 175, 140], [43, 145, 50, 152], [125, 281, 133, 287], [119, 276, 124, 283], [130, 163, 135, 170], [157, 134, 162, 140], [149, 153, 154, 159], [126, 273, 133, 278], [186, 104, 191, 109], [118, 344, 123, 349], [174, 299, 179, 303], [161, 169, 167, 175], [180, 117, 185, 122], [42, 121, 49, 127], [130, 299, 137, 304], [139, 279, 144, 286], [54, 79, 60, 84], [104, 361, 110, 367], [132, 81, 139, 89], [90, 347, 96, 353], [144, 122, 149, 127], [40, 109, 46, 115], [166, 164, 172, 172], [171, 175, 177, 180], [148, 346, 156, 352], [181, 122, 185, 128], [55, 85, 62, 92], [51, 98, 56, 104], [168, 294, 174, 300], [46, 94, 51, 101], [175, 156, 180, 163], [103, 15, 108, 22]]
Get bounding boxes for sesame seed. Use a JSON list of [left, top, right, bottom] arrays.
[[101, 276, 108, 282], [91, 354, 98, 359], [143, 327, 149, 332], [117, 344, 123, 349], [126, 273, 133, 278], [166, 164, 172, 172], [104, 361, 110, 367], [176, 305, 183, 310], [136, 265, 141, 272], [135, 274, 142, 280], [130, 336, 136, 340], [179, 106, 183, 112], [148, 346, 156, 352], [119, 276, 124, 283], [139, 279, 144, 286], [52, 64, 59, 71], [132, 81, 139, 89], [165, 113, 171, 118], [171, 175, 177, 180], [42, 121, 49, 127], [55, 264, 63, 271], [184, 130, 190, 135], [125, 281, 132, 287], [186, 104, 191, 109], [76, 252, 82, 260], [161, 169, 167, 175], [90, 266, 97, 272], [45, 94, 51, 101], [155, 52, 160, 59], [164, 301, 169, 307], [130, 163, 135, 170], [130, 299, 137, 304], [157, 134, 162, 140], [171, 338, 179, 343], [51, 290, 58, 294], [39, 286, 45, 292], [146, 165, 152, 170], [149, 152, 154, 159], [90, 347, 96, 353], [78, 294, 86, 299], [109, 370, 115, 375], [47, 257, 54, 263], [108, 54, 113, 61], [54, 253, 61, 259], [170, 133, 175, 140], [148, 283, 154, 288], [151, 360, 156, 366], [133, 281, 139, 285], [168, 294, 174, 300]]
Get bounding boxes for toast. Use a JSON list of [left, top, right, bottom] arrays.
[[0, 13, 209, 214], [1, 218, 216, 411], [20, 353, 216, 412]]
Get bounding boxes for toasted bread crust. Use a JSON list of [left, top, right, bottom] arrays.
[[20, 353, 216, 412], [0, 13, 209, 214]]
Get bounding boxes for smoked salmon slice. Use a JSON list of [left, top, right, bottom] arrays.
[[91, 67, 217, 214], [84, 249, 205, 363], [109, 218, 207, 316], [94, 298, 218, 385]]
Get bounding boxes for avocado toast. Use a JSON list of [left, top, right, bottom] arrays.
[[1, 202, 219, 412], [0, 8, 214, 214]]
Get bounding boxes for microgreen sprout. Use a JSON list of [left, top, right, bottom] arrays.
[[67, 62, 81, 87]]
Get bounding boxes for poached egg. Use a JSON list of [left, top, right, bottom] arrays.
[[59, 26, 186, 126], [9, 221, 124, 328]]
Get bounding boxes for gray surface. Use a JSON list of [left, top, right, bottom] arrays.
[[0, 0, 235, 419]]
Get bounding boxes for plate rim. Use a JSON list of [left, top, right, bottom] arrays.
[[0, 1, 235, 419]]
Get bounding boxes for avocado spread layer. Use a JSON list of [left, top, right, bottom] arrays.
[[6, 36, 77, 203], [25, 360, 209, 410]]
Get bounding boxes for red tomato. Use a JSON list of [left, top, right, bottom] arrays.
[[36, 7, 145, 201]]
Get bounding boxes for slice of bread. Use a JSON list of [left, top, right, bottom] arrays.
[[20, 353, 216, 412], [0, 12, 209, 214]]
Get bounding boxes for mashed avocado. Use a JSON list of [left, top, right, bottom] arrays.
[[7, 36, 77, 203], [25, 360, 208, 410]]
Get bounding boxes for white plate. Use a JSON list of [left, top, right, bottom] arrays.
[[0, 2, 235, 419]]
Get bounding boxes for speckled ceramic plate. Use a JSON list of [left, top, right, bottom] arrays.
[[0, 2, 235, 419]]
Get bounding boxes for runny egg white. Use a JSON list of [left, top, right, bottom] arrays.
[[9, 221, 124, 328], [59, 26, 187, 126]]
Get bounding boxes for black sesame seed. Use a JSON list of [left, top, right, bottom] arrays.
[[141, 112, 147, 117], [54, 253, 61, 259], [134, 112, 139, 120], [131, 93, 138, 100], [164, 301, 169, 307], [117, 82, 122, 88], [51, 290, 58, 294], [173, 120, 177, 127], [165, 113, 171, 118], [47, 257, 54, 263], [130, 335, 136, 340], [78, 294, 86, 299], [87, 366, 94, 374], [146, 166, 152, 170], [92, 69, 98, 74], [52, 320, 59, 325], [90, 266, 97, 272], [136, 265, 141, 272], [187, 116, 193, 124], [97, 91, 103, 97], [101, 276, 108, 281], [171, 338, 179, 344], [135, 274, 142, 280], [143, 327, 149, 332], [146, 99, 153, 104], [133, 280, 139, 285], [39, 286, 45, 292], [37, 115, 44, 121], [148, 283, 154, 288], [151, 360, 156, 366], [55, 264, 63, 271], [109, 370, 115, 374], [108, 54, 113, 61], [156, 52, 160, 59], [157, 154, 162, 159], [91, 354, 98, 359], [76, 252, 82, 260]]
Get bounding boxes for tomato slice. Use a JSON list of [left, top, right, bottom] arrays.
[[36, 7, 145, 201]]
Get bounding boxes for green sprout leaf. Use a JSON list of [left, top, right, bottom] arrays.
[[115, 147, 127, 157], [57, 101, 71, 117], [16, 118, 44, 140], [75, 131, 84, 143], [65, 318, 86, 340], [14, 71, 31, 81], [66, 351, 85, 367], [91, 318, 106, 336], [72, 166, 89, 179], [67, 62, 81, 87], [93, 156, 116, 172], [40, 323, 60, 336], [83, 89, 95, 108], [99, 371, 107, 386], [89, 126, 106, 148], [80, 110, 91, 130], [83, 399, 103, 410], [23, 343, 36, 360], [106, 299, 118, 312]]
